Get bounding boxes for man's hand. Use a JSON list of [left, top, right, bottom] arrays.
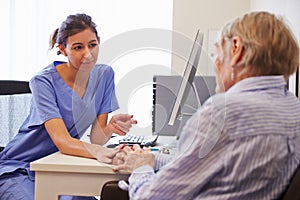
[[112, 144, 155, 173], [89, 144, 122, 164]]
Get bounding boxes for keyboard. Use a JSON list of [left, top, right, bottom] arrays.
[[118, 134, 158, 147]]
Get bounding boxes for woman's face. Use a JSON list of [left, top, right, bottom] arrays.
[[214, 39, 234, 93], [61, 28, 100, 72]]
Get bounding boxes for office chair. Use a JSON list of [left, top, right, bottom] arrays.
[[0, 80, 31, 95], [279, 164, 300, 200], [100, 180, 129, 200], [0, 80, 31, 152]]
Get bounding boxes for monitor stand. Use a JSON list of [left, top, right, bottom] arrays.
[[175, 82, 201, 140]]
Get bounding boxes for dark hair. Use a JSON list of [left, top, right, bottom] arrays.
[[49, 13, 98, 55]]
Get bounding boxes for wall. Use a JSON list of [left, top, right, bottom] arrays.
[[251, 0, 300, 37], [172, 0, 300, 96], [172, 0, 250, 76]]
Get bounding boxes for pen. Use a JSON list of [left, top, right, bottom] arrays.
[[149, 147, 160, 152]]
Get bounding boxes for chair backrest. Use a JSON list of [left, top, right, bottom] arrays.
[[100, 180, 129, 200], [0, 80, 31, 95], [0, 80, 31, 152]]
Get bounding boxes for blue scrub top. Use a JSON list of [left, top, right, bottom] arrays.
[[0, 61, 119, 179]]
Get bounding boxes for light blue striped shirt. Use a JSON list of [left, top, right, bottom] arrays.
[[128, 76, 300, 200]]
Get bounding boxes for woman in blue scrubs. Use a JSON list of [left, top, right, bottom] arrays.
[[0, 13, 136, 200]]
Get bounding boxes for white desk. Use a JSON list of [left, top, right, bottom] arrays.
[[30, 152, 129, 200], [30, 136, 177, 200]]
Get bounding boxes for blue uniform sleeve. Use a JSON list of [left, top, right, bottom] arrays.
[[28, 75, 62, 126]]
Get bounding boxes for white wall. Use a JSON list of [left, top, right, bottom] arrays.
[[172, 0, 250, 76], [172, 0, 300, 96], [251, 0, 300, 37]]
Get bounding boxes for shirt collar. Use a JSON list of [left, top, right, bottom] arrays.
[[227, 75, 287, 94]]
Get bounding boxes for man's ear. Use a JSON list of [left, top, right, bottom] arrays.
[[58, 44, 67, 56], [230, 36, 243, 67]]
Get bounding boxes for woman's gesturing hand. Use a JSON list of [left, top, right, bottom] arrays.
[[109, 114, 137, 135]]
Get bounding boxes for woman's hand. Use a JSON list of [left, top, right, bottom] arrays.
[[112, 144, 155, 173], [90, 144, 122, 164], [108, 114, 137, 136]]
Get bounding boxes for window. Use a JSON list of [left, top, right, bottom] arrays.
[[0, 0, 173, 132]]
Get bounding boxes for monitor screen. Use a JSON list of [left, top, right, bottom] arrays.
[[168, 30, 204, 126]]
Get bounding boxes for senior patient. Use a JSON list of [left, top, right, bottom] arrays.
[[113, 11, 300, 199]]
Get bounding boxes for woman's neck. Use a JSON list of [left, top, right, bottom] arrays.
[[56, 63, 90, 98]]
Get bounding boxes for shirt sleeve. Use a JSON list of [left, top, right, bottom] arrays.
[[127, 98, 225, 199], [28, 75, 62, 126], [154, 153, 175, 171], [128, 165, 155, 199]]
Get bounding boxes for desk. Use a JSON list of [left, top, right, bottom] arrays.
[[30, 152, 129, 200], [30, 136, 177, 200]]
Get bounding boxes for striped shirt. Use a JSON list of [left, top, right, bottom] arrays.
[[128, 76, 300, 200]]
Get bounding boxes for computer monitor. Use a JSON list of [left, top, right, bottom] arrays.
[[168, 30, 204, 127], [152, 75, 216, 138]]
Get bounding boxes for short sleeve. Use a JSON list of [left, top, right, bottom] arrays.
[[29, 75, 62, 125]]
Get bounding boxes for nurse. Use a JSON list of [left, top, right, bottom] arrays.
[[0, 13, 136, 200]]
